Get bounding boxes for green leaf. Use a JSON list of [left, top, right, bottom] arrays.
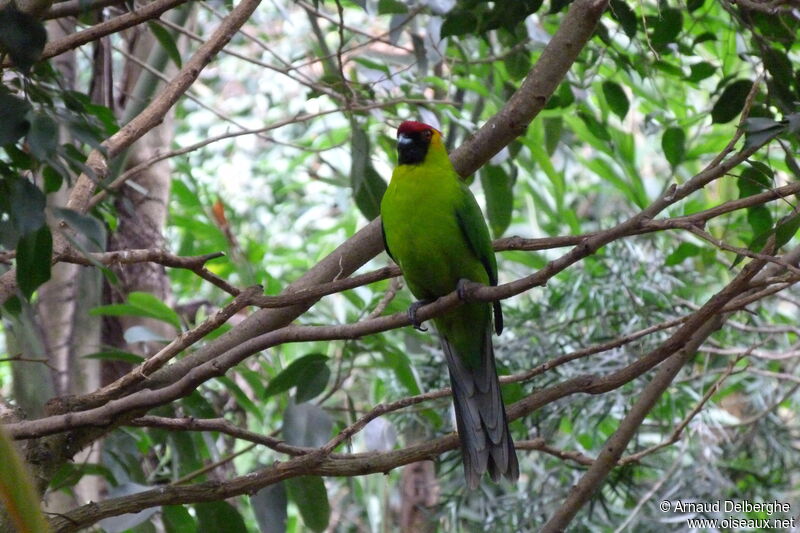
[[263, 353, 330, 401], [578, 111, 611, 141], [216, 376, 261, 416], [0, 93, 31, 146], [602, 81, 629, 120], [504, 48, 531, 80], [711, 79, 753, 124], [2, 176, 45, 236], [665, 242, 701, 266], [440, 10, 477, 38], [350, 127, 387, 220], [163, 505, 197, 533], [296, 364, 331, 403], [737, 166, 771, 198], [747, 206, 773, 238], [43, 166, 63, 194], [763, 47, 793, 89], [90, 292, 181, 330], [775, 211, 800, 250], [0, 424, 51, 533], [385, 350, 421, 395], [662, 127, 686, 167], [251, 483, 287, 533], [687, 61, 715, 83], [195, 502, 247, 533], [285, 476, 330, 532], [378, 0, 407, 14], [16, 225, 52, 299], [649, 8, 682, 48], [736, 166, 772, 240], [148, 21, 182, 68], [82, 350, 145, 364], [127, 292, 182, 329], [0, 6, 47, 71], [687, 0, 705, 11], [25, 113, 58, 161], [543, 117, 563, 155], [52, 208, 106, 251], [742, 117, 786, 150], [283, 402, 333, 447], [609, 0, 636, 38], [481, 165, 514, 238]]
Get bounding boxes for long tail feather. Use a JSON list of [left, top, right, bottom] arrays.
[[441, 325, 519, 489]]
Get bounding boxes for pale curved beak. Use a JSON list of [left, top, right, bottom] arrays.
[[397, 133, 413, 145]]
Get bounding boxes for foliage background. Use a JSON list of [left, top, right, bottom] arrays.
[[1, 0, 799, 530]]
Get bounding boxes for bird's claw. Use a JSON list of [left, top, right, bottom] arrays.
[[456, 279, 475, 301], [408, 300, 430, 331]]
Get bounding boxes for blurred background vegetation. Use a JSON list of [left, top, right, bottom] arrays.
[[1, 0, 800, 530]]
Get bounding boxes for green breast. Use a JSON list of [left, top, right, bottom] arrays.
[[381, 164, 488, 301]]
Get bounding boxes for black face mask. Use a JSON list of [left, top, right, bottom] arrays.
[[397, 132, 430, 165]]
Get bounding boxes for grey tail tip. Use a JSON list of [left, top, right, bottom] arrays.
[[466, 451, 520, 490]]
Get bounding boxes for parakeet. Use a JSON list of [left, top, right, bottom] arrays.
[[380, 120, 519, 488]]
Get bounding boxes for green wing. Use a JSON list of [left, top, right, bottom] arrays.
[[381, 219, 395, 262], [454, 184, 503, 334]]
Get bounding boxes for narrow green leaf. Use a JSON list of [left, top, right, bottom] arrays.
[[82, 350, 145, 364], [711, 79, 753, 124], [148, 21, 182, 68], [578, 111, 611, 141], [0, 425, 50, 533], [263, 354, 330, 400], [543, 117, 563, 155], [602, 81, 629, 120], [649, 8, 682, 47], [295, 363, 331, 403], [776, 212, 800, 250], [692, 31, 716, 47], [0, 93, 31, 146], [687, 61, 715, 83], [283, 402, 333, 447], [16, 225, 52, 299], [747, 206, 773, 238], [90, 291, 181, 331], [163, 505, 197, 533], [662, 127, 686, 167], [26, 113, 58, 161], [286, 476, 331, 532], [763, 47, 793, 88], [127, 292, 182, 330], [665, 242, 701, 266], [0, 6, 47, 71], [195, 501, 247, 533], [742, 117, 786, 150], [504, 48, 531, 81], [609, 0, 636, 37], [350, 127, 387, 220], [440, 10, 477, 38], [216, 376, 261, 416], [52, 207, 106, 251], [3, 176, 45, 235], [480, 165, 514, 238], [378, 0, 407, 14], [251, 483, 287, 533], [738, 166, 771, 196]]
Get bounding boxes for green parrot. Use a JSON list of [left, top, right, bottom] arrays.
[[380, 120, 519, 488]]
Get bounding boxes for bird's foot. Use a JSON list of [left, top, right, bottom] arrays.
[[456, 279, 480, 301], [408, 300, 431, 331]]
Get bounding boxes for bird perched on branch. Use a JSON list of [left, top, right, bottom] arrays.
[[380, 120, 519, 488]]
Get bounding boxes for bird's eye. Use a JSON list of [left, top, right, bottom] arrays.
[[422, 130, 432, 141]]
